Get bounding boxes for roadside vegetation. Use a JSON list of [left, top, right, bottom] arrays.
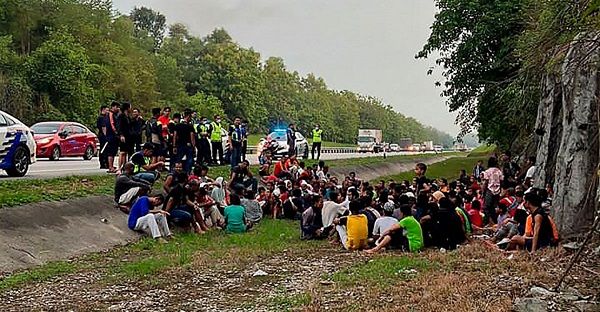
[[467, 144, 498, 157]]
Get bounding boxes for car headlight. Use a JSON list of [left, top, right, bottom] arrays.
[[38, 138, 51, 145]]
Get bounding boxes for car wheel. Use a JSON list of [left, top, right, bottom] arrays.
[[50, 146, 60, 161], [83, 145, 94, 160], [6, 146, 29, 177]]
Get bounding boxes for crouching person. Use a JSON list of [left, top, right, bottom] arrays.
[[366, 204, 423, 254], [115, 162, 151, 213], [301, 194, 328, 240], [127, 195, 171, 243], [334, 200, 368, 251]]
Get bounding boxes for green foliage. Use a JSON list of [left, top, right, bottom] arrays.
[[329, 255, 430, 287], [0, 0, 452, 144]]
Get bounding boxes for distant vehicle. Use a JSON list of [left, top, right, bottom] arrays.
[[32, 122, 98, 161], [454, 143, 468, 152], [434, 145, 443, 153], [263, 130, 309, 159], [357, 129, 383, 153], [411, 143, 421, 152], [389, 144, 400, 152], [0, 110, 36, 177], [398, 138, 412, 151], [423, 141, 434, 151]]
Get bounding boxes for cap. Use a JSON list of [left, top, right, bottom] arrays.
[[383, 201, 395, 212]]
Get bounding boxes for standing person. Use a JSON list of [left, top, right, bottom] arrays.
[[501, 151, 520, 188], [147, 108, 166, 165], [210, 115, 225, 165], [157, 107, 172, 143], [195, 116, 212, 166], [473, 160, 485, 181], [130, 108, 144, 152], [241, 120, 249, 162], [103, 101, 121, 173], [287, 123, 297, 156], [228, 117, 243, 168], [173, 109, 196, 174], [482, 157, 504, 225], [311, 124, 323, 160], [97, 105, 109, 169], [117, 102, 134, 173]]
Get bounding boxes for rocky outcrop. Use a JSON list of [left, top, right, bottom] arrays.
[[534, 32, 600, 239]]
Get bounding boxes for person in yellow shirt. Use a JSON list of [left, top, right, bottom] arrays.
[[334, 200, 368, 251]]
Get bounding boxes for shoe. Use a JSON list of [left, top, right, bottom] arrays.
[[157, 237, 168, 244]]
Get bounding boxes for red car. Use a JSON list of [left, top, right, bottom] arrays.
[[31, 122, 98, 161]]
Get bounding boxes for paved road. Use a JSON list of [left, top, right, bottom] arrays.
[[0, 151, 437, 180]]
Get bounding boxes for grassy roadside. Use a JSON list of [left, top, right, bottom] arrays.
[[0, 153, 459, 209], [373, 155, 487, 183]]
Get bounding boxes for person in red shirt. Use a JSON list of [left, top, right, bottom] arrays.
[[273, 155, 291, 179], [468, 200, 484, 229], [157, 107, 172, 141]]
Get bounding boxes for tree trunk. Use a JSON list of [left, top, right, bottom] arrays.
[[535, 32, 600, 239]]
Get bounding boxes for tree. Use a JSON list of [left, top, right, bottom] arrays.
[[130, 6, 166, 52]]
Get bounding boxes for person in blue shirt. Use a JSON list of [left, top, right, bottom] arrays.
[[128, 195, 171, 243]]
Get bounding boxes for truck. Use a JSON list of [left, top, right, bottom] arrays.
[[422, 141, 434, 151], [398, 138, 412, 151], [357, 129, 383, 153]]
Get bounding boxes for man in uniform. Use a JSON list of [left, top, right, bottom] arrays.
[[210, 115, 225, 165], [195, 116, 212, 166], [311, 124, 323, 160]]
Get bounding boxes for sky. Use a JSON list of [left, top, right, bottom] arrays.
[[112, 0, 459, 135]]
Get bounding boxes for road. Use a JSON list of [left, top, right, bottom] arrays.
[[1, 151, 437, 180]]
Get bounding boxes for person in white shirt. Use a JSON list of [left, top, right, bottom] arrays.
[[524, 156, 536, 187]]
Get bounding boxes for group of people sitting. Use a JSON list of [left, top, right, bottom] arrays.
[[112, 143, 558, 255]]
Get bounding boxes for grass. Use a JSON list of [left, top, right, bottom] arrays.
[[468, 144, 497, 157], [269, 292, 312, 310], [329, 254, 431, 287], [0, 261, 77, 291], [373, 156, 487, 183]]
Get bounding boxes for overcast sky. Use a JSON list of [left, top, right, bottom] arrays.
[[113, 0, 459, 135]]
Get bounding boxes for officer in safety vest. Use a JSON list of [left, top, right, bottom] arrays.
[[130, 143, 163, 184], [311, 124, 323, 160], [210, 115, 225, 165], [195, 116, 212, 166]]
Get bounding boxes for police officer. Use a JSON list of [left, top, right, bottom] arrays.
[[287, 123, 297, 156], [210, 115, 225, 165], [195, 116, 212, 166], [311, 124, 323, 160], [228, 117, 243, 168]]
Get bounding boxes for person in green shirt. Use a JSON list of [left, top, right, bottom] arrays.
[[224, 194, 247, 233], [366, 204, 423, 253]]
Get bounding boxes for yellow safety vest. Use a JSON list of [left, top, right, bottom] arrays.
[[133, 155, 151, 174], [312, 129, 323, 143], [195, 124, 209, 137], [210, 122, 222, 142]]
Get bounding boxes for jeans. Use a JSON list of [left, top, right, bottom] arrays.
[[134, 171, 158, 184], [234, 178, 258, 193], [168, 207, 193, 226], [176, 144, 194, 173], [230, 145, 242, 168]]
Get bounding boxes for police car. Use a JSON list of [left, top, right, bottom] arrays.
[[0, 110, 36, 177]]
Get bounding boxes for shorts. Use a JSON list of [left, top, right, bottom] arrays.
[[104, 137, 119, 157], [119, 140, 134, 155]]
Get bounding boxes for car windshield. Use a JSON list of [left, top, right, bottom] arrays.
[[357, 136, 374, 143], [269, 132, 287, 141], [32, 123, 61, 134]]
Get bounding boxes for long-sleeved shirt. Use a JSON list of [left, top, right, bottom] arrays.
[[321, 201, 348, 228], [114, 174, 151, 202]]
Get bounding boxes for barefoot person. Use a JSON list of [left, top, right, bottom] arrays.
[[366, 204, 423, 253]]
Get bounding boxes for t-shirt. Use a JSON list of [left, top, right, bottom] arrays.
[[372, 216, 398, 236], [229, 125, 242, 147], [468, 209, 484, 228], [224, 205, 246, 233], [157, 115, 171, 138], [128, 196, 150, 230], [174, 122, 195, 146], [346, 214, 368, 251], [526, 166, 536, 179], [241, 198, 262, 223], [483, 167, 504, 195], [117, 113, 131, 138], [96, 115, 105, 136], [273, 161, 287, 177], [130, 151, 149, 172], [398, 216, 424, 252], [164, 184, 187, 210], [231, 166, 249, 185]]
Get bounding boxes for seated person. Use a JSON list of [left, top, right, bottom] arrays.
[[241, 190, 263, 224], [496, 201, 510, 227], [194, 185, 224, 228], [509, 191, 557, 252], [433, 197, 466, 250], [334, 200, 368, 251], [301, 195, 328, 240], [369, 201, 400, 245], [127, 194, 171, 242], [210, 177, 227, 211], [163, 162, 184, 194], [367, 203, 424, 253], [273, 155, 292, 180], [321, 192, 348, 229], [492, 208, 528, 247], [229, 160, 258, 193], [282, 188, 304, 220], [189, 165, 214, 184], [114, 162, 151, 213], [164, 172, 204, 234], [468, 200, 484, 229], [130, 143, 164, 184], [224, 194, 249, 233]]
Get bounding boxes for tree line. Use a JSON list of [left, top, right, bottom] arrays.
[[0, 0, 453, 146]]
